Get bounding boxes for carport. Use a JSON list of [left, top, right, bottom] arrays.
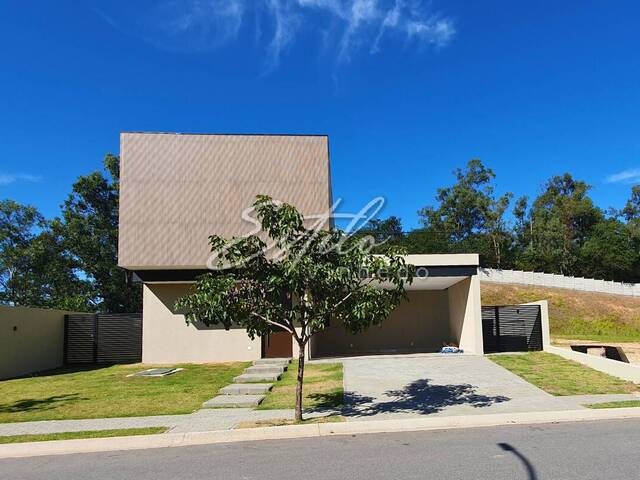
[[310, 254, 484, 358]]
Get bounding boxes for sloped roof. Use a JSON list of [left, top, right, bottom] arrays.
[[118, 133, 332, 269]]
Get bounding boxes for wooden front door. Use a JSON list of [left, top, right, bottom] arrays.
[[263, 331, 293, 358]]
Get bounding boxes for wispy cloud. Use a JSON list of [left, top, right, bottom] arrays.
[[140, 0, 245, 53], [606, 168, 640, 184], [97, 0, 455, 72], [0, 174, 43, 186]]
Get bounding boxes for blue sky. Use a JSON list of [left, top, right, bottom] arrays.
[[1, 0, 639, 229]]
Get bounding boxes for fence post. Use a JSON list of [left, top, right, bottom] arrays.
[[93, 314, 99, 364]]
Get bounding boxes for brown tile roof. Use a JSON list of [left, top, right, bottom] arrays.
[[118, 133, 332, 269]]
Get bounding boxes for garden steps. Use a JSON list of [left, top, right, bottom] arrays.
[[201, 358, 291, 408], [220, 383, 274, 395], [244, 365, 286, 375], [202, 394, 266, 408]]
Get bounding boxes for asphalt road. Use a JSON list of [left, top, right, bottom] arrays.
[[2, 419, 640, 480]]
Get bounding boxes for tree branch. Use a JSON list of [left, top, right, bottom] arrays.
[[250, 312, 294, 335]]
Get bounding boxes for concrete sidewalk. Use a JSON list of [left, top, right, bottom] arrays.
[[3, 407, 640, 459], [0, 409, 331, 436]]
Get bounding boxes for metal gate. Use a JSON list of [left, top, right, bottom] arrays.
[[64, 313, 142, 364], [482, 305, 543, 353]]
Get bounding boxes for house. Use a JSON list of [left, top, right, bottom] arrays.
[[118, 132, 484, 362]]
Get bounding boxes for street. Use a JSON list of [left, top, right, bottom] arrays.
[[2, 419, 640, 479]]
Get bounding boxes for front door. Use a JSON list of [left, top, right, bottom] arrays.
[[263, 331, 293, 358]]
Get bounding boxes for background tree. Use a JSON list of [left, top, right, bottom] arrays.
[[524, 174, 602, 276], [60, 154, 141, 312], [418, 159, 513, 267], [0, 201, 90, 309], [176, 196, 412, 421], [579, 218, 638, 282], [354, 216, 405, 253]]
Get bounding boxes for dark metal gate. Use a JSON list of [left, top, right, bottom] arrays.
[[482, 305, 543, 353], [64, 313, 142, 364]]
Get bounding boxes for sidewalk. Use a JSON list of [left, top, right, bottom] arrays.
[[3, 407, 640, 459], [0, 409, 324, 436], [2, 392, 636, 437]]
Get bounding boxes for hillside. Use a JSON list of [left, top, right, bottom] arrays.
[[481, 283, 640, 342]]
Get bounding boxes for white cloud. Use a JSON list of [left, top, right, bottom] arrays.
[[140, 0, 245, 52], [606, 168, 640, 184], [263, 0, 302, 72], [0, 174, 42, 186], [102, 0, 455, 70]]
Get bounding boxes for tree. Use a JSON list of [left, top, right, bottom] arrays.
[[176, 195, 412, 421], [0, 201, 90, 309], [354, 216, 404, 253], [418, 159, 513, 268], [525, 174, 602, 276], [60, 154, 141, 312], [580, 219, 638, 282]]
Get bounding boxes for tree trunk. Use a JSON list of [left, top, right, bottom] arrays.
[[295, 342, 306, 422]]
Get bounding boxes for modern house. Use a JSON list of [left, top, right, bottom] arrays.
[[118, 132, 484, 363]]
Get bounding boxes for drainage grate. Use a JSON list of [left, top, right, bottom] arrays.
[[128, 368, 183, 377]]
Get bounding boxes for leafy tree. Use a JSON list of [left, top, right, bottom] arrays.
[[0, 201, 89, 309], [354, 216, 404, 253], [403, 227, 450, 254], [418, 159, 513, 267], [176, 196, 412, 421], [580, 219, 638, 282], [60, 154, 141, 312], [525, 174, 602, 276]]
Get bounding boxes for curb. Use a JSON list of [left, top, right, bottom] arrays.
[[2, 408, 640, 459]]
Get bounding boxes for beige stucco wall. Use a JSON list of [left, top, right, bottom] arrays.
[[0, 305, 68, 379], [143, 284, 262, 363], [311, 290, 451, 357], [447, 275, 484, 354]]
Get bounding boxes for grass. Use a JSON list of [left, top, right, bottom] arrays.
[[235, 415, 344, 429], [489, 352, 639, 396], [586, 400, 640, 409], [481, 283, 640, 342], [258, 361, 344, 410], [0, 362, 249, 423], [0, 427, 167, 444]]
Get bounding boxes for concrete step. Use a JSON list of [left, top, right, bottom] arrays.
[[244, 365, 285, 375], [253, 358, 291, 366], [234, 373, 281, 383], [202, 394, 265, 408], [219, 383, 274, 395]]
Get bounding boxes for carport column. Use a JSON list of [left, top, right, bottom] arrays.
[[447, 275, 484, 354]]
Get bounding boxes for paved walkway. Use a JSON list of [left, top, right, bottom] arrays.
[[0, 409, 312, 436], [340, 354, 583, 420]]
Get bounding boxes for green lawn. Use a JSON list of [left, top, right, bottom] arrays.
[[258, 361, 344, 410], [0, 427, 167, 444], [0, 362, 248, 423], [586, 400, 640, 409], [489, 352, 639, 396]]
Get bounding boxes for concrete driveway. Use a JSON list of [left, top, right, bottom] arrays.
[[338, 354, 577, 420]]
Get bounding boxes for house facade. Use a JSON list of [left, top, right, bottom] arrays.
[[118, 132, 484, 362]]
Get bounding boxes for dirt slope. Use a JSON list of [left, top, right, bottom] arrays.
[[481, 282, 640, 341]]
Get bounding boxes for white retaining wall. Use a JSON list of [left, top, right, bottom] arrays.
[[479, 268, 640, 297]]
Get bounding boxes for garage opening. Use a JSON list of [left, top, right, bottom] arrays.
[[311, 289, 455, 358], [481, 305, 543, 353]]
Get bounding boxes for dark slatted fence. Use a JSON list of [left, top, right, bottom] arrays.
[[64, 313, 142, 365], [481, 305, 543, 353]]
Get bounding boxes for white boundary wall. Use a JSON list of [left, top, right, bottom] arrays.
[[479, 268, 640, 297]]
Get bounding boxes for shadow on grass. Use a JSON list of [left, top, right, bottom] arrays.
[[0, 393, 83, 414], [308, 391, 345, 410], [334, 379, 510, 417]]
